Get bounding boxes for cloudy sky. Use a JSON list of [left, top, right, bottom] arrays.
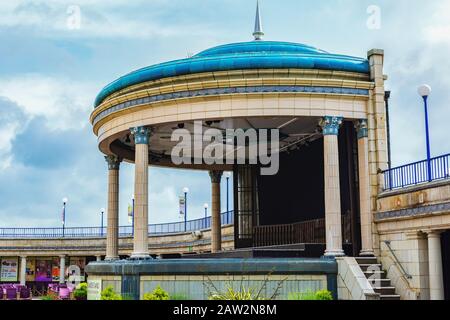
[[0, 0, 449, 228]]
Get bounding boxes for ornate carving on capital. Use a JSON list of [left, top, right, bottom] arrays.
[[131, 126, 151, 145], [105, 155, 121, 170], [355, 119, 369, 139], [209, 170, 223, 183], [319, 116, 343, 136]]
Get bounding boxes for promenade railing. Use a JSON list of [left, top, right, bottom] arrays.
[[382, 153, 450, 191], [0, 211, 234, 239]]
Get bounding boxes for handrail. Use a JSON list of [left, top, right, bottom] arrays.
[[0, 211, 234, 239], [382, 153, 450, 191], [383, 240, 412, 279]]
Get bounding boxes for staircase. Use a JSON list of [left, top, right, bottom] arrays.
[[355, 256, 401, 300]]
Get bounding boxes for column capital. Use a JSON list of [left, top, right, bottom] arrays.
[[105, 155, 122, 170], [425, 230, 444, 238], [131, 126, 151, 145], [319, 116, 343, 136], [209, 170, 223, 183], [355, 119, 369, 139]]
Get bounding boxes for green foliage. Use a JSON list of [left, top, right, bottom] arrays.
[[41, 293, 58, 301], [315, 290, 333, 300], [100, 286, 122, 300], [73, 282, 88, 300], [209, 285, 259, 300], [205, 272, 285, 301], [288, 290, 333, 301], [143, 285, 170, 300], [170, 293, 189, 300]]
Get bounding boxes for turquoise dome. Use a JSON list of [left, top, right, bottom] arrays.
[[94, 41, 369, 108]]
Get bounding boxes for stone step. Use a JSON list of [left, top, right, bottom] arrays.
[[380, 294, 401, 301], [373, 286, 397, 295], [363, 270, 387, 279], [355, 256, 378, 265], [358, 263, 383, 272]]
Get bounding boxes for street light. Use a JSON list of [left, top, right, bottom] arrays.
[[131, 194, 135, 236], [418, 84, 432, 182], [225, 172, 231, 224], [204, 203, 209, 229], [183, 187, 189, 231], [62, 197, 68, 237], [100, 208, 105, 236]]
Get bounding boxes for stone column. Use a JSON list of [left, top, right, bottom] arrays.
[[320, 116, 345, 257], [427, 231, 444, 300], [20, 256, 27, 285], [96, 255, 102, 261], [131, 126, 151, 259], [105, 155, 121, 261], [59, 255, 66, 284], [356, 120, 374, 256], [209, 170, 223, 253]]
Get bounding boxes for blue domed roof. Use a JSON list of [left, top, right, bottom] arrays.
[[94, 41, 369, 108], [194, 41, 329, 57]]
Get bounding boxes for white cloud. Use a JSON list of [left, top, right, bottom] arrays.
[[0, 0, 212, 39], [0, 74, 97, 130]]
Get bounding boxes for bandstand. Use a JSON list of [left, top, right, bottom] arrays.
[[86, 5, 389, 300]]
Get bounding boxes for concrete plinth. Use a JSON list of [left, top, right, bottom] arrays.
[[85, 258, 338, 300]]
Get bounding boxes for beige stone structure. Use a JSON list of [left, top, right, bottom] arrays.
[[84, 31, 450, 300], [209, 171, 223, 253], [105, 155, 121, 260]]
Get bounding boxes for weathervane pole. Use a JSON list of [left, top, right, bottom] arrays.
[[253, 0, 264, 40]]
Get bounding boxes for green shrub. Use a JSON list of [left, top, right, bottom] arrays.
[[143, 285, 170, 300], [100, 286, 122, 300], [41, 293, 58, 301], [73, 283, 88, 300], [288, 290, 333, 301], [170, 294, 189, 300], [314, 290, 333, 300], [209, 286, 258, 300]]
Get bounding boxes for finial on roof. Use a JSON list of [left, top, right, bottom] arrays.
[[253, 0, 264, 41]]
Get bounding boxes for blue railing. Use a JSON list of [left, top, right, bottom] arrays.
[[0, 211, 234, 239], [383, 153, 450, 191]]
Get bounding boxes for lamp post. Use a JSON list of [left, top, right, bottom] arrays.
[[183, 187, 189, 231], [132, 194, 135, 236], [100, 208, 105, 236], [225, 172, 231, 224], [62, 197, 68, 237], [418, 84, 433, 182], [225, 172, 231, 213], [204, 203, 209, 229]]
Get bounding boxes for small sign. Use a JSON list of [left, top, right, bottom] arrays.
[[179, 196, 186, 217], [87, 279, 102, 300], [0, 258, 18, 282]]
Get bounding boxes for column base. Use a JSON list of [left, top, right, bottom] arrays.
[[324, 250, 345, 257], [359, 250, 375, 257], [130, 253, 152, 260], [105, 256, 120, 261]]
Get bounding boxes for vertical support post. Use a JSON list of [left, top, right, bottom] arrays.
[[356, 120, 374, 256], [209, 170, 223, 253], [320, 116, 345, 257], [130, 126, 151, 259], [59, 255, 66, 284], [20, 256, 27, 286], [427, 231, 444, 300], [105, 155, 121, 261]]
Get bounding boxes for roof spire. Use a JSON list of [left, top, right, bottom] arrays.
[[253, 0, 264, 41]]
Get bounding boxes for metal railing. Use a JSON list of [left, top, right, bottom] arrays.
[[383, 240, 412, 279], [0, 211, 234, 239], [382, 153, 450, 191], [253, 214, 352, 247]]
